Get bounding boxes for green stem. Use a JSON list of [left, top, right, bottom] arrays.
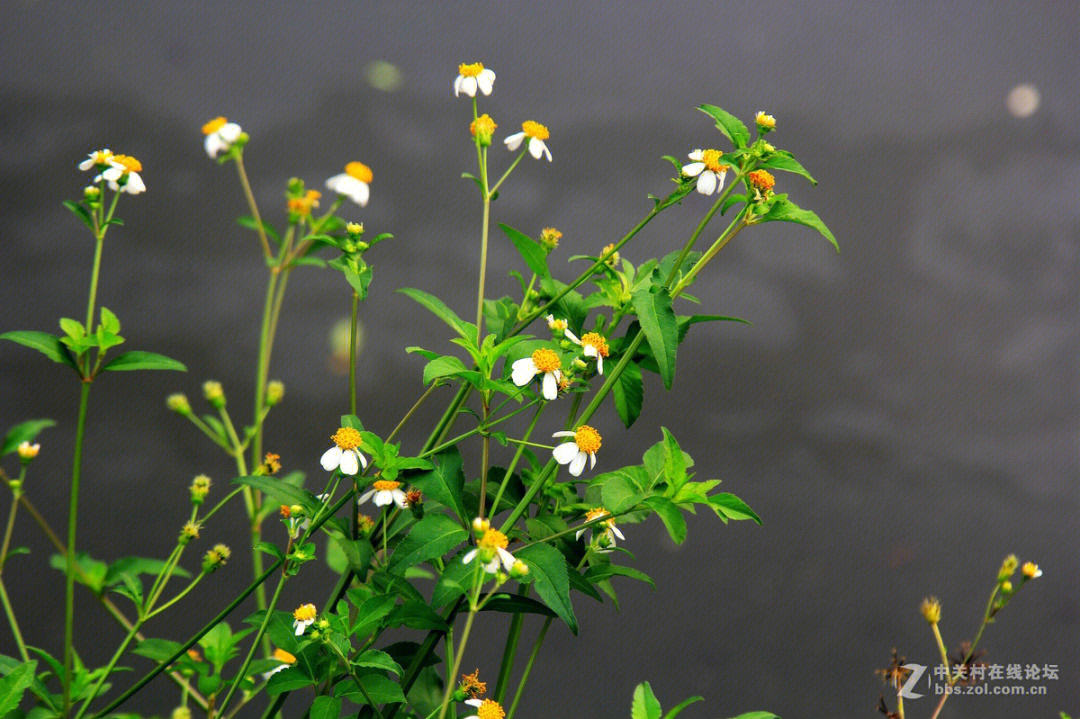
[[145, 573, 205, 619], [82, 236, 106, 376], [421, 399, 541, 459], [235, 154, 273, 261], [505, 617, 551, 719], [436, 608, 477, 719], [251, 270, 280, 466], [0, 579, 29, 662], [349, 289, 360, 415], [493, 596, 525, 703], [64, 381, 91, 718], [73, 620, 142, 719], [0, 485, 20, 567], [488, 150, 527, 197], [478, 397, 491, 518], [475, 149, 491, 335], [388, 383, 441, 444], [490, 407, 544, 515]]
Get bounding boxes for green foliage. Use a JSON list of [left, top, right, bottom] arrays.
[[2, 418, 56, 456]]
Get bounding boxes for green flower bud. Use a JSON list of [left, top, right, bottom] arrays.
[[202, 380, 225, 408], [266, 380, 285, 407], [166, 393, 192, 415]]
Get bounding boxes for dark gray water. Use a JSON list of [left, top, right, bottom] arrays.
[[2, 2, 1077, 717]]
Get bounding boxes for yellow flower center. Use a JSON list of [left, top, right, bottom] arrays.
[[293, 603, 317, 622], [755, 111, 777, 129], [345, 161, 374, 183], [748, 169, 776, 191], [114, 154, 142, 173], [272, 648, 297, 664], [458, 62, 485, 78], [531, 348, 561, 373], [522, 121, 549, 140], [585, 507, 613, 526], [701, 149, 727, 174], [574, 425, 602, 454], [202, 117, 228, 135], [548, 318, 567, 332], [477, 528, 509, 551], [580, 332, 609, 358], [470, 114, 497, 137], [347, 222, 363, 235], [372, 480, 402, 492], [90, 149, 115, 165], [460, 669, 487, 698], [539, 227, 562, 248], [1022, 562, 1040, 578], [332, 427, 363, 450], [475, 699, 505, 719]]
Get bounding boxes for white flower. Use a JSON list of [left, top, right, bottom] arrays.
[[262, 648, 297, 679], [504, 121, 552, 161], [575, 507, 625, 552], [454, 62, 496, 97], [681, 148, 729, 195], [320, 427, 368, 476], [463, 698, 506, 719], [97, 154, 145, 194], [510, 348, 562, 400], [292, 603, 317, 636], [462, 524, 516, 574], [545, 314, 568, 333], [358, 480, 409, 509], [325, 161, 372, 207], [563, 329, 609, 375], [552, 425, 602, 477], [78, 149, 121, 172], [202, 117, 243, 158]]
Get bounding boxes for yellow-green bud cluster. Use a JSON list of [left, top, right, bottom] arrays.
[[17, 441, 40, 462], [171, 708, 192, 719], [998, 554, 1018, 583], [919, 597, 941, 624], [189, 474, 212, 505], [166, 393, 192, 415], [203, 380, 226, 408], [179, 521, 201, 545], [510, 560, 530, 580], [266, 380, 285, 407], [539, 227, 562, 252], [202, 544, 231, 573]]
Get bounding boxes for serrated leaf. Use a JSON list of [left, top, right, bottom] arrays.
[[408, 447, 467, 525], [0, 331, 78, 370], [386, 514, 468, 573], [63, 200, 95, 229], [516, 543, 577, 634], [266, 666, 317, 694], [0, 660, 38, 715], [3, 418, 56, 456], [353, 649, 402, 676], [232, 476, 321, 517], [644, 496, 687, 544], [311, 696, 342, 719], [237, 215, 281, 244], [709, 492, 762, 524], [631, 682, 663, 719], [760, 150, 816, 184], [663, 696, 704, 719], [430, 555, 473, 607], [334, 673, 406, 704], [498, 224, 551, 279], [698, 104, 750, 149], [397, 288, 471, 340], [632, 289, 679, 389], [601, 475, 643, 515], [583, 563, 656, 590], [612, 359, 643, 428], [479, 594, 558, 618], [761, 197, 838, 252], [102, 351, 187, 372]]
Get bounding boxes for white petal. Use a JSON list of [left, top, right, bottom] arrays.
[[321, 445, 342, 471], [715, 169, 728, 191], [392, 489, 409, 508], [681, 162, 705, 178], [688, 149, 704, 161], [576, 528, 586, 540], [220, 123, 242, 142], [569, 451, 588, 477], [528, 137, 544, 160], [589, 452, 597, 470], [124, 173, 146, 194], [504, 132, 525, 151], [326, 174, 348, 193], [461, 76, 478, 97], [551, 431, 576, 438], [78, 158, 95, 171], [542, 372, 558, 400], [465, 699, 484, 709], [582, 344, 597, 358], [102, 167, 123, 182], [358, 489, 376, 505], [339, 449, 360, 476], [511, 358, 538, 386], [463, 549, 478, 564], [596, 355, 604, 375], [374, 491, 393, 506], [477, 70, 495, 95], [564, 329, 581, 345], [351, 181, 370, 207], [696, 170, 717, 195], [611, 525, 625, 540], [497, 547, 516, 571], [357, 451, 369, 469], [482, 558, 500, 574], [552, 442, 579, 465], [205, 134, 222, 158], [453, 76, 464, 96], [539, 141, 552, 162]]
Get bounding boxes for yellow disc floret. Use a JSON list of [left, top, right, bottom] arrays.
[[458, 62, 485, 77], [574, 425, 602, 454], [701, 149, 728, 174], [475, 699, 505, 719], [293, 603, 317, 622], [748, 169, 776, 192], [477, 528, 509, 551], [539, 227, 562, 250], [531, 348, 561, 373], [470, 114, 497, 137], [585, 507, 613, 526], [272, 648, 297, 664], [331, 427, 363, 450], [345, 161, 374, 183], [89, 149, 115, 165], [521, 121, 549, 140], [755, 111, 777, 129], [114, 155, 143, 173], [1022, 561, 1041, 579], [459, 669, 487, 699], [579, 332, 609, 358], [202, 117, 228, 135], [372, 480, 402, 492]]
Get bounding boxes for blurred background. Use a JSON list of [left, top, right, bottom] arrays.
[[1, 2, 1077, 717]]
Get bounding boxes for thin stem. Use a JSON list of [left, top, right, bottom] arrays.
[[421, 399, 541, 459], [73, 620, 142, 719], [436, 609, 477, 719], [0, 579, 29, 662], [0, 485, 21, 567], [930, 623, 950, 683], [145, 573, 205, 619], [475, 150, 491, 335], [235, 154, 273, 261], [349, 289, 360, 415], [387, 383, 441, 444], [478, 397, 491, 518], [490, 406, 544, 515], [494, 598, 525, 703], [251, 270, 280, 466], [64, 380, 91, 719], [488, 150, 527, 196], [82, 236, 106, 376], [505, 617, 551, 719]]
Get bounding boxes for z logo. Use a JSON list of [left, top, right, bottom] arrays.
[[899, 663, 928, 699]]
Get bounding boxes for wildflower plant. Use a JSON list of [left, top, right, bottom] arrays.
[[0, 65, 842, 719]]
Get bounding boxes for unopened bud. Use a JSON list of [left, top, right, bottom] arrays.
[[17, 441, 40, 462], [539, 227, 562, 252], [510, 560, 530, 579], [166, 393, 191, 415], [919, 597, 941, 624], [179, 521, 201, 545], [346, 222, 364, 237], [472, 517, 490, 535], [189, 474, 212, 505], [172, 708, 192, 719], [202, 380, 225, 408], [998, 554, 1018, 582], [266, 380, 285, 407]]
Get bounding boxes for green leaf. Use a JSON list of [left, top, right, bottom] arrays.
[[397, 288, 471, 339], [430, 555, 473, 607], [663, 696, 705, 719], [422, 355, 475, 386], [0, 331, 78, 370], [63, 200, 94, 229], [727, 713, 779, 719], [341, 414, 364, 430], [661, 427, 688, 491], [99, 307, 121, 334], [631, 682, 663, 719], [516, 543, 577, 634], [0, 660, 38, 715], [232, 476, 320, 517], [600, 475, 643, 515], [612, 359, 643, 428], [334, 673, 407, 704], [237, 215, 281, 244], [103, 351, 187, 372], [310, 696, 342, 719], [387, 600, 448, 631], [386, 514, 468, 573], [408, 447, 467, 525], [498, 224, 551, 279], [583, 563, 656, 590], [698, 104, 750, 149], [106, 556, 190, 584], [760, 150, 816, 185], [3, 418, 56, 456], [709, 492, 762, 524], [644, 496, 687, 544], [632, 289, 679, 390], [761, 197, 838, 252], [132, 638, 183, 662], [353, 649, 402, 676], [479, 594, 558, 618], [266, 666, 317, 695]]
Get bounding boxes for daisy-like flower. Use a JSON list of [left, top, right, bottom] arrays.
[[504, 121, 552, 161], [545, 314, 567, 333], [458, 669, 486, 700], [463, 698, 506, 719], [1021, 561, 1042, 579], [454, 62, 496, 97], [463, 524, 516, 574], [320, 427, 368, 476], [755, 111, 777, 131], [17, 441, 40, 461], [511, 348, 562, 400], [551, 424, 602, 477], [98, 154, 146, 194], [681, 149, 729, 195], [358, 480, 409, 508], [202, 117, 243, 159], [747, 169, 776, 194], [563, 330, 609, 374], [263, 648, 297, 679], [292, 603, 317, 635], [78, 149, 121, 172], [575, 507, 625, 551], [326, 161, 372, 207]]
